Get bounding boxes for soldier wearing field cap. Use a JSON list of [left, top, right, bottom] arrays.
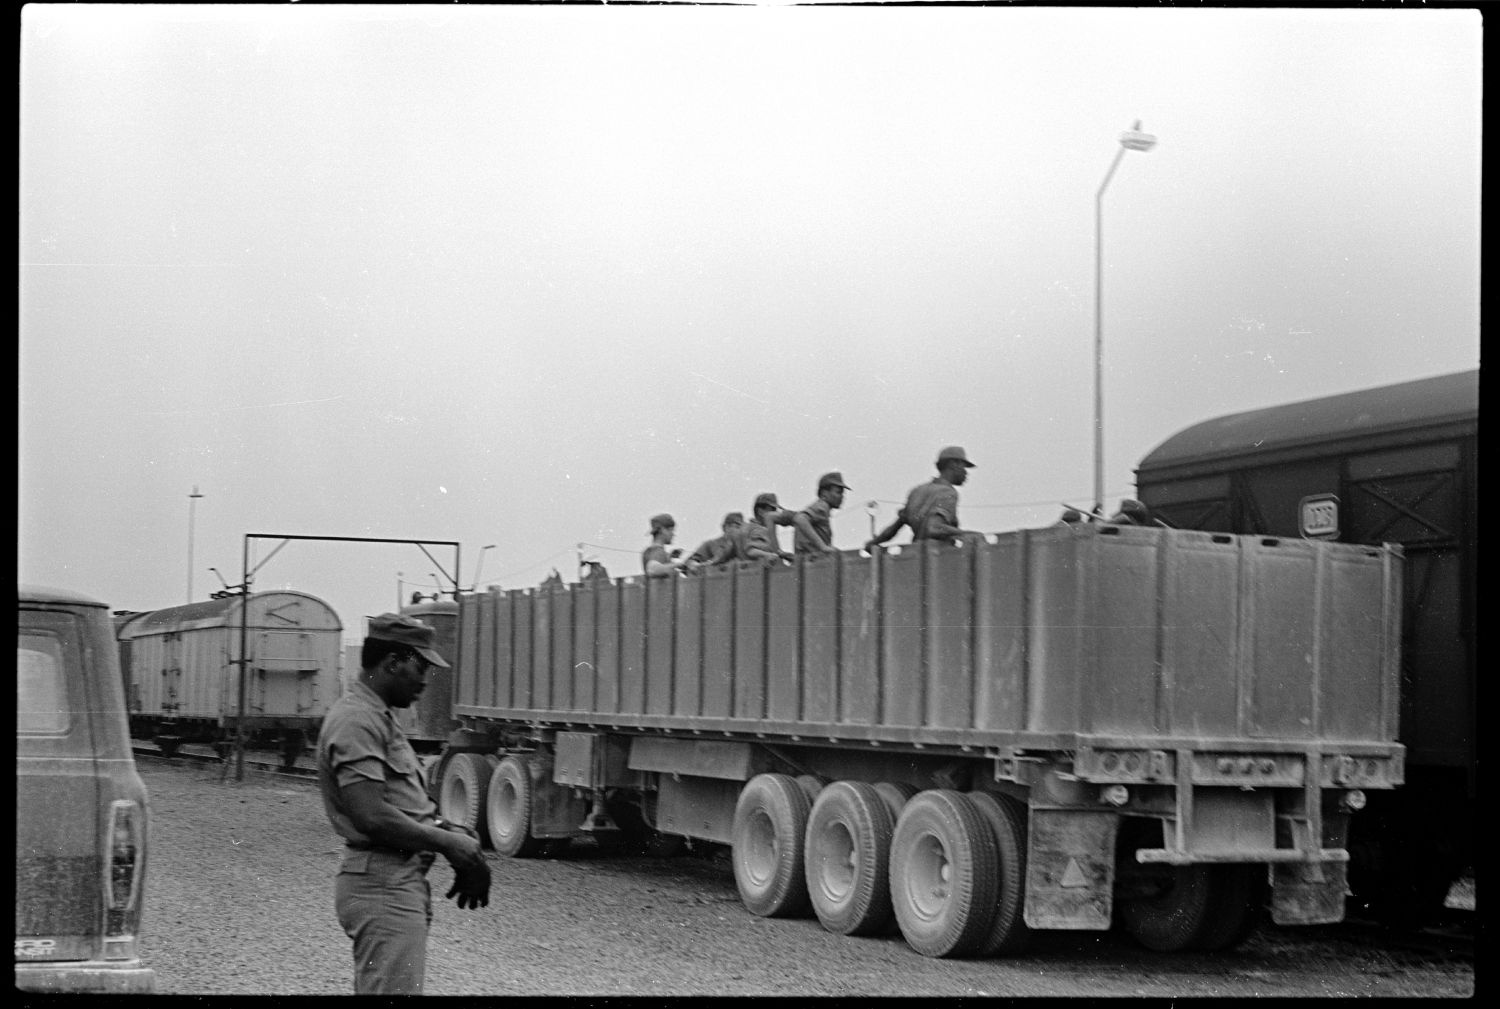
[[1108, 498, 1154, 527], [866, 446, 982, 550], [687, 511, 746, 571], [317, 612, 490, 995], [643, 513, 687, 577], [793, 471, 851, 555], [739, 491, 797, 565]]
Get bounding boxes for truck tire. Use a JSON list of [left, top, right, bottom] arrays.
[[487, 755, 545, 858], [1119, 864, 1214, 952], [967, 791, 1030, 956], [733, 773, 813, 918], [440, 753, 497, 847], [1193, 864, 1263, 951], [804, 781, 895, 936], [889, 790, 999, 958], [874, 781, 918, 821]]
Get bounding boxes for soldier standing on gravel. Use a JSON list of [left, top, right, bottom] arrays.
[[316, 613, 491, 995]]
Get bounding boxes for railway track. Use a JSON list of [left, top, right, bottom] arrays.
[[132, 741, 319, 781]]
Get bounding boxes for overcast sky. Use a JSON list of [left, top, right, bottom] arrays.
[[19, 4, 1481, 637]]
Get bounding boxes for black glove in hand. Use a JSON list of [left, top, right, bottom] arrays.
[[445, 861, 491, 910]]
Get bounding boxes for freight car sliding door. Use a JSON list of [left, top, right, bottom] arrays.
[[250, 631, 322, 716]]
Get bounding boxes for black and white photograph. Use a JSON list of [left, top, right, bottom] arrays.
[[18, 2, 1476, 997]]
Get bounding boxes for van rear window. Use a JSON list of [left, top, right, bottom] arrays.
[[17, 628, 73, 734]]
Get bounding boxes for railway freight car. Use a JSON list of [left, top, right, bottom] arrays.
[[116, 590, 342, 768], [1134, 368, 1476, 926], [430, 524, 1404, 957]]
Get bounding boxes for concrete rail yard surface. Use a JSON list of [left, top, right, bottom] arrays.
[[135, 760, 1471, 997]]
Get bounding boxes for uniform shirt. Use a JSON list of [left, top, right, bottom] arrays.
[[901, 479, 961, 542], [689, 533, 733, 564], [316, 679, 438, 848], [793, 498, 835, 554], [742, 512, 793, 562], [642, 543, 673, 575]]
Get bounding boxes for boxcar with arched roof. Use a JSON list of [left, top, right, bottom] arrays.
[[116, 589, 342, 766]]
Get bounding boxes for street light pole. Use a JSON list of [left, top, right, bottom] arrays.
[[471, 544, 496, 591], [186, 486, 204, 603], [1094, 121, 1157, 518]]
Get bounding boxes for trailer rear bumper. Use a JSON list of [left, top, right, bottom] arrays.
[[1135, 847, 1348, 865]]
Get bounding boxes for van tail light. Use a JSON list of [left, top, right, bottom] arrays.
[[104, 800, 145, 946]]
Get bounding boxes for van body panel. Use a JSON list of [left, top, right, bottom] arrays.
[[16, 588, 155, 993]]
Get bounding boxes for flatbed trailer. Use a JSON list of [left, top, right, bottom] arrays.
[[432, 523, 1404, 956]]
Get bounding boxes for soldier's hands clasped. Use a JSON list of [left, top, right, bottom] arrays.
[[440, 832, 492, 909]]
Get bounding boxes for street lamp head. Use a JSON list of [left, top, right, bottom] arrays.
[[1120, 121, 1157, 153]]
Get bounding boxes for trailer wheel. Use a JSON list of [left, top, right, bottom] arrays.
[[441, 753, 498, 847], [153, 735, 182, 758], [487, 755, 545, 858], [967, 791, 1030, 956], [874, 781, 918, 821], [732, 773, 813, 918], [889, 790, 999, 958], [1118, 864, 1215, 952], [1193, 864, 1264, 951], [804, 781, 896, 936]]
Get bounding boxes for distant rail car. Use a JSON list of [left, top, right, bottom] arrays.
[[1135, 368, 1476, 926], [115, 590, 342, 768]]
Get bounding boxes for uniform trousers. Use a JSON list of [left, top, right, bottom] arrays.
[[334, 848, 436, 994]]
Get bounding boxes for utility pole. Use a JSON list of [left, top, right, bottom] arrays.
[[187, 486, 204, 603]]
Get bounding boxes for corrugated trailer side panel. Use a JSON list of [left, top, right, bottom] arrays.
[[1320, 547, 1397, 743], [1088, 528, 1162, 736], [766, 564, 800, 722], [572, 584, 598, 712], [595, 580, 621, 714], [974, 533, 1027, 732], [838, 552, 880, 725], [1162, 533, 1241, 739], [882, 548, 924, 729], [549, 587, 573, 712], [674, 575, 703, 718], [1244, 540, 1320, 738], [532, 589, 553, 712], [732, 566, 766, 720], [619, 584, 645, 715], [452, 530, 1400, 751], [701, 566, 735, 718], [1027, 534, 1083, 734], [645, 578, 674, 716], [457, 594, 481, 708], [928, 543, 975, 730], [801, 553, 839, 724]]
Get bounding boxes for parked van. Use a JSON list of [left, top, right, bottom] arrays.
[[16, 585, 155, 993]]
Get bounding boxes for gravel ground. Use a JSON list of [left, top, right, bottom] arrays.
[[136, 759, 1474, 997]]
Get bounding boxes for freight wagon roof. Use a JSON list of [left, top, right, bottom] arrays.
[[1137, 369, 1477, 477], [116, 590, 340, 636]]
